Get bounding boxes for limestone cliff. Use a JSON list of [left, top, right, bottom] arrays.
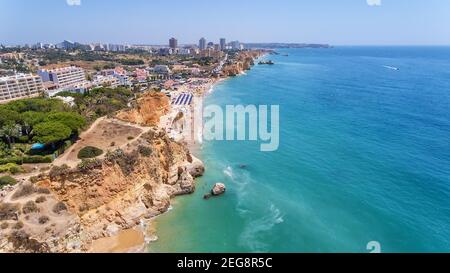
[[222, 50, 264, 77], [116, 91, 170, 126], [0, 129, 204, 253]]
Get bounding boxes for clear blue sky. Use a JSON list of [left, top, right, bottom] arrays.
[[1, 0, 449, 45]]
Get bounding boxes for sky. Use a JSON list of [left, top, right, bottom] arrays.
[[0, 0, 449, 46]]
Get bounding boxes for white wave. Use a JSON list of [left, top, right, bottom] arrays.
[[223, 166, 234, 179], [239, 203, 284, 252]]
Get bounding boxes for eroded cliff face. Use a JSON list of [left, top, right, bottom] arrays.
[[116, 91, 170, 126], [222, 51, 263, 77], [0, 129, 204, 253]]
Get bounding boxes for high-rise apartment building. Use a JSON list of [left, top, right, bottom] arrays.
[[0, 73, 44, 103], [169, 37, 178, 49], [220, 38, 226, 51], [38, 66, 86, 89], [199, 37, 206, 50]]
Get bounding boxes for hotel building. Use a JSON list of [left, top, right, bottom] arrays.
[[0, 73, 44, 103], [38, 66, 86, 90]]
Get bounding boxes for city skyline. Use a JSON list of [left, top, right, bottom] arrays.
[[1, 0, 450, 46]]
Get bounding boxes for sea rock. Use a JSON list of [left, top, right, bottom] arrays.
[[203, 193, 212, 200], [187, 156, 205, 178], [211, 183, 226, 196]]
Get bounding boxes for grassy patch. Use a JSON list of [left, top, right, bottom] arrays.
[[77, 146, 104, 159]]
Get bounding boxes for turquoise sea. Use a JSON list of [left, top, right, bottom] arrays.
[[149, 47, 450, 253]]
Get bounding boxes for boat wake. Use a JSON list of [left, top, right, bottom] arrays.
[[383, 65, 399, 71]]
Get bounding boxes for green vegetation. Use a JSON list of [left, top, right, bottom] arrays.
[[0, 87, 133, 167], [77, 146, 103, 159], [0, 98, 86, 165], [0, 176, 18, 189], [0, 163, 24, 175], [33, 122, 72, 144], [56, 87, 134, 121], [119, 59, 145, 66]]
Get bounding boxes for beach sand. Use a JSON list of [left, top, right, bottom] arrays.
[[89, 228, 145, 253]]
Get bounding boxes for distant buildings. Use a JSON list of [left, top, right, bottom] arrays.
[[0, 73, 44, 103], [230, 40, 242, 50], [99, 66, 130, 86], [38, 66, 86, 90], [93, 75, 121, 88], [169, 38, 178, 49], [220, 38, 226, 51], [134, 68, 149, 82], [199, 38, 206, 50], [154, 65, 171, 75], [107, 44, 127, 52], [56, 40, 76, 50]]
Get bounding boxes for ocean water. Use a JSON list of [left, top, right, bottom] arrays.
[[149, 47, 450, 253]]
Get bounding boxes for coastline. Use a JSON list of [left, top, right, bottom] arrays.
[[141, 52, 266, 253], [85, 52, 267, 253]]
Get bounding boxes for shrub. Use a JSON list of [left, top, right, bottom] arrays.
[[38, 216, 50, 225], [127, 136, 135, 140], [35, 196, 47, 203], [49, 164, 70, 179], [0, 163, 24, 175], [12, 183, 35, 199], [22, 155, 53, 164], [77, 146, 103, 159], [22, 201, 39, 214], [52, 202, 67, 214], [0, 203, 20, 221], [36, 187, 51, 194], [0, 222, 8, 229], [138, 145, 152, 157], [0, 176, 18, 189], [77, 159, 102, 172], [13, 221, 24, 230], [0, 157, 23, 165]]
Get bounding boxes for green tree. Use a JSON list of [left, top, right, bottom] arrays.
[[0, 121, 22, 148], [0, 108, 21, 127], [21, 111, 46, 136], [32, 121, 71, 145], [45, 112, 86, 134]]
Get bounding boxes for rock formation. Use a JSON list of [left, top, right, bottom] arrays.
[[0, 129, 204, 253], [211, 183, 226, 196], [116, 91, 170, 126]]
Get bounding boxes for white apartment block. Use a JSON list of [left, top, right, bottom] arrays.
[[38, 66, 86, 90], [0, 73, 44, 103]]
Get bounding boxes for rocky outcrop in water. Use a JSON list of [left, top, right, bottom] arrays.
[[211, 183, 226, 196]]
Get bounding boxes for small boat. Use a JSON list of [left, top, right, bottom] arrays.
[[383, 65, 399, 71]]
